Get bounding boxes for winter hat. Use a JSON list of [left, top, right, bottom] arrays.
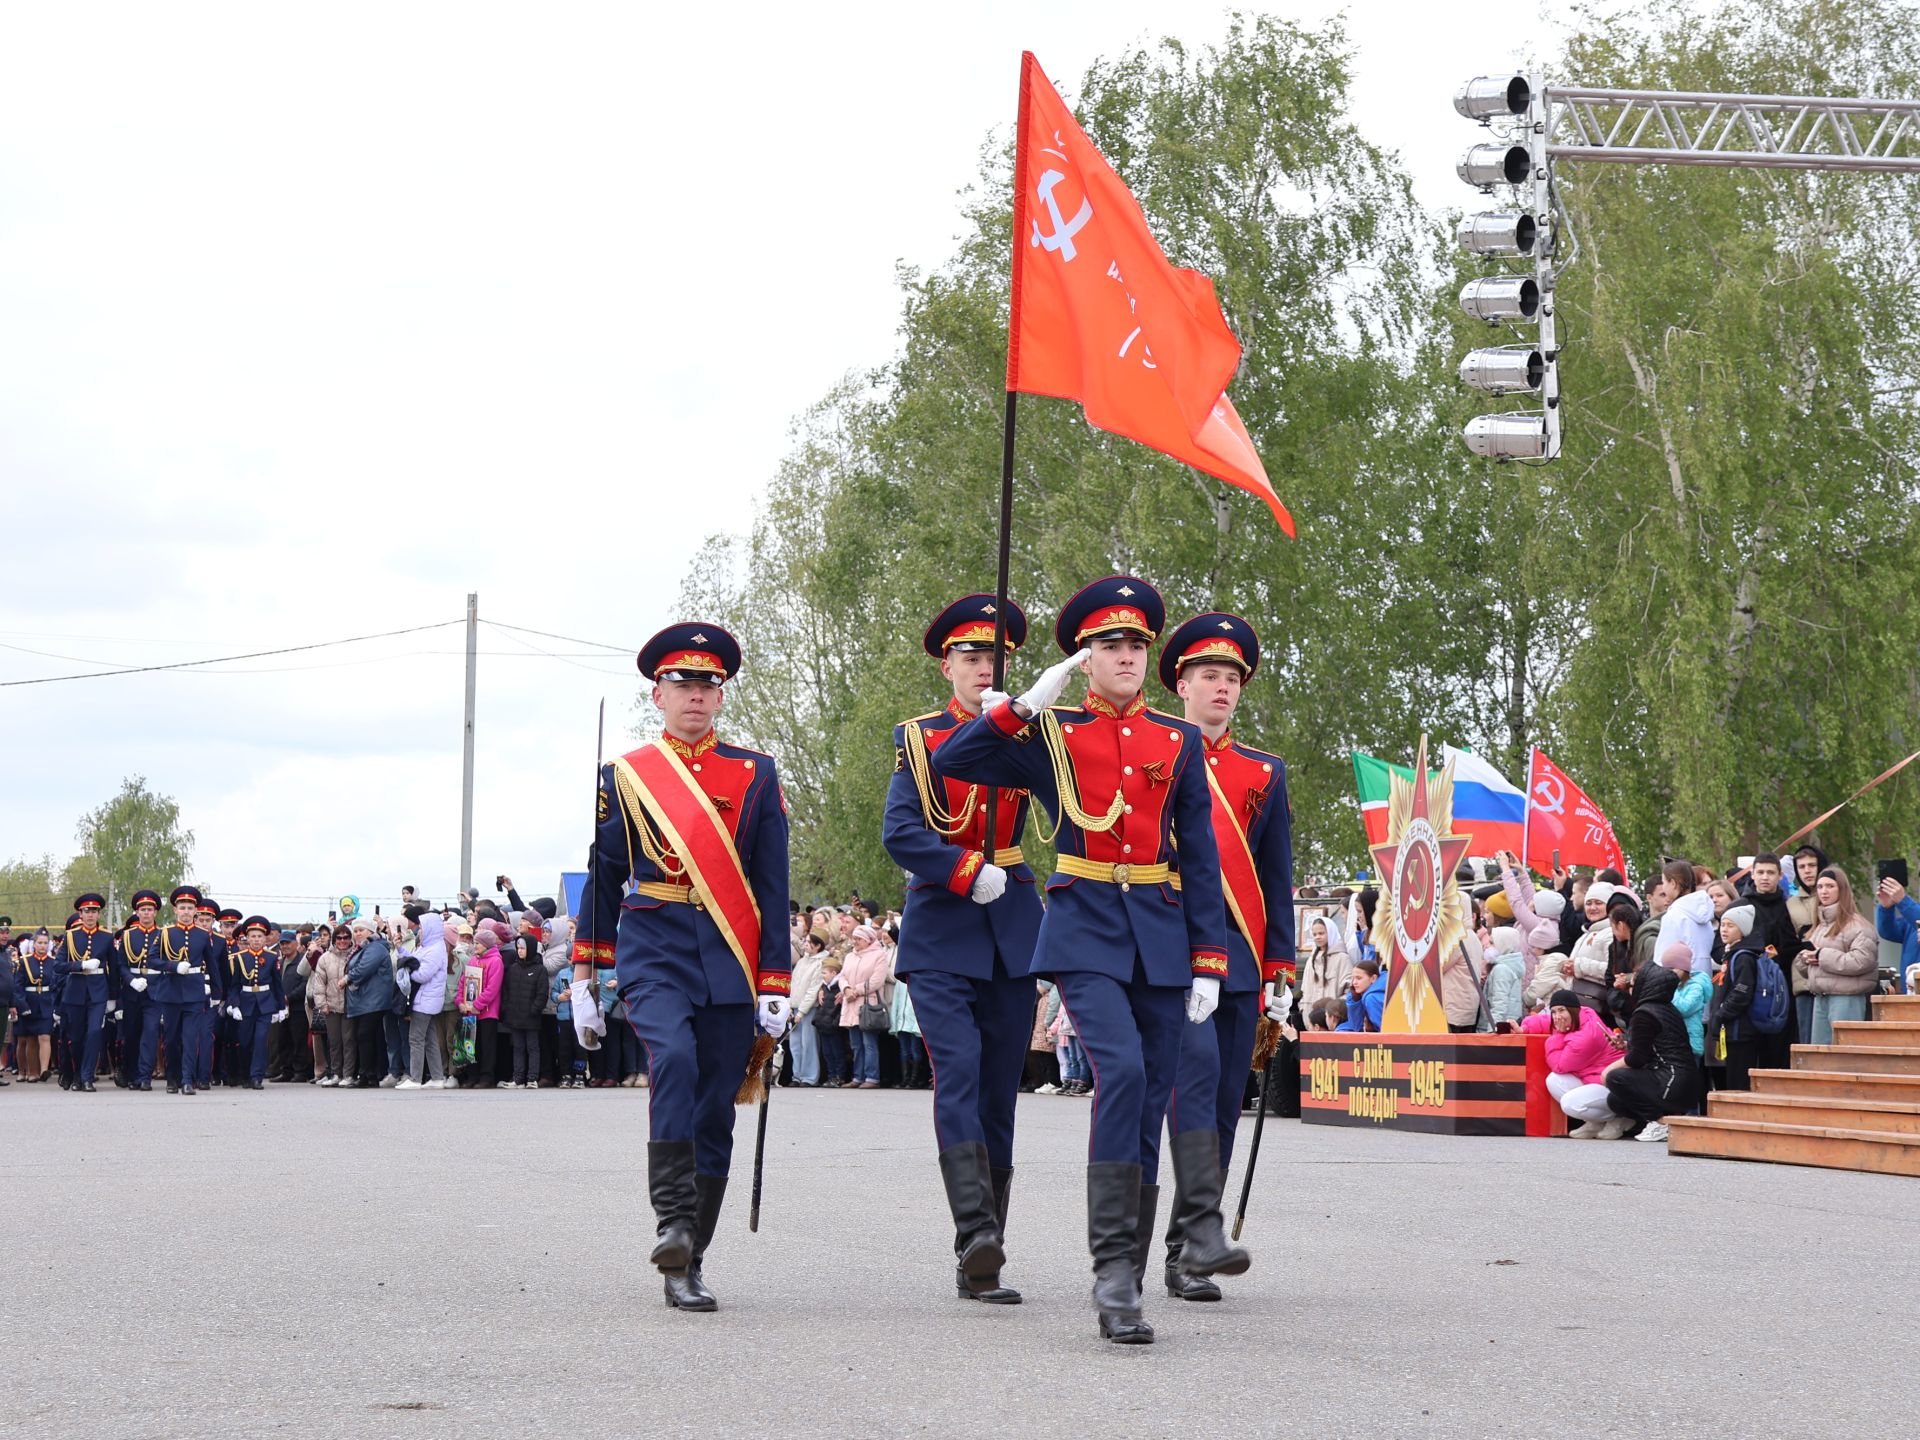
[[1490, 925, 1522, 955], [480, 918, 513, 946], [1549, 988, 1582, 1015], [531, 897, 558, 921], [1532, 890, 1566, 920], [1485, 892, 1514, 921], [1722, 904, 1756, 938], [1585, 882, 1617, 908]]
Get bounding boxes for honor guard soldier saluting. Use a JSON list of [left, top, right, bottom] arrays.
[[225, 917, 288, 1090], [570, 623, 791, 1313], [55, 894, 115, 1092], [884, 594, 1043, 1305], [115, 891, 164, 1090], [932, 577, 1249, 1344], [156, 886, 217, 1096], [1151, 613, 1295, 1302]]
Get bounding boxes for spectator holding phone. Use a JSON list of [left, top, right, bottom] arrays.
[[1875, 868, 1918, 996], [1802, 867, 1880, 1044]]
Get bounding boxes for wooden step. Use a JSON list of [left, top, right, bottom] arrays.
[[1792, 1044, 1920, 1076], [1872, 994, 1920, 1020], [1667, 1116, 1920, 1177], [1706, 1091, 1920, 1135], [1832, 1020, 1920, 1048], [1751, 1068, 1920, 1104]]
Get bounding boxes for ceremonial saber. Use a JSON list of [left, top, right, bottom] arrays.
[[1231, 1050, 1279, 1242], [748, 1040, 778, 1232]]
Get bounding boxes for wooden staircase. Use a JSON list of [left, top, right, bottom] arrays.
[[1667, 994, 1920, 1177]]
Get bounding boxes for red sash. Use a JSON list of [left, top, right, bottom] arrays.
[[1204, 764, 1268, 959], [615, 740, 762, 993]]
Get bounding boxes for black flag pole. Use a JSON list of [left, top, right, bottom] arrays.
[[982, 390, 1019, 845]]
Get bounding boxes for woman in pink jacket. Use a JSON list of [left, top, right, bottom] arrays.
[[1519, 988, 1621, 1137], [459, 920, 507, 1088], [838, 925, 890, 1089]]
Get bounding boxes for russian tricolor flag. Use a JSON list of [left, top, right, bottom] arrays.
[[1351, 745, 1527, 858]]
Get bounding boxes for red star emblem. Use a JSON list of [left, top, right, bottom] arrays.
[[1368, 737, 1471, 1011]]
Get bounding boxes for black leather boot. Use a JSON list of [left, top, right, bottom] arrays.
[[1088, 1162, 1152, 1344], [647, 1141, 699, 1274], [1131, 1181, 1160, 1293], [1162, 1179, 1223, 1301], [958, 1167, 1022, 1303], [939, 1143, 1006, 1296], [1168, 1130, 1248, 1279], [665, 1174, 727, 1311]]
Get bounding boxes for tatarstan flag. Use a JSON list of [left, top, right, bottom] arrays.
[[1352, 747, 1527, 857], [1007, 51, 1294, 537]]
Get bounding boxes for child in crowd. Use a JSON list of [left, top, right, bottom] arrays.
[[550, 967, 586, 1089], [813, 957, 849, 1087]]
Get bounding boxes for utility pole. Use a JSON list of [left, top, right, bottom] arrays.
[[460, 591, 477, 894]]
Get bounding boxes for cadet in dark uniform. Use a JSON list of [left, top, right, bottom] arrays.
[[225, 917, 287, 1089], [212, 906, 244, 1086], [55, 893, 115, 1091], [883, 594, 1043, 1304], [932, 577, 1248, 1345], [570, 624, 791, 1312], [12, 927, 57, 1081], [1152, 613, 1296, 1301], [156, 886, 217, 1095], [115, 891, 164, 1090]]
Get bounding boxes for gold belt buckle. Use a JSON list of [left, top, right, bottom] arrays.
[[1111, 862, 1132, 891], [686, 885, 706, 911]]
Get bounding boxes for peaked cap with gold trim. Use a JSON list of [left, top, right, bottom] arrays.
[[1054, 575, 1165, 654], [1158, 611, 1260, 692], [923, 593, 1028, 658], [638, 622, 741, 684]]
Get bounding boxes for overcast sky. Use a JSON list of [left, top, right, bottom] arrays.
[[1, 1, 1573, 919]]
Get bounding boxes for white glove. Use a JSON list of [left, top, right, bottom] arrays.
[[1186, 975, 1221, 1025], [756, 995, 790, 1038], [112, 1009, 124, 1022], [569, 979, 606, 1052], [82, 959, 102, 973], [272, 1009, 288, 1024], [226, 1005, 242, 1021], [980, 688, 1012, 713], [1016, 647, 1092, 715], [53, 1013, 62, 1028], [969, 863, 1009, 905], [1263, 983, 1295, 1024], [176, 961, 193, 975], [129, 977, 148, 993]]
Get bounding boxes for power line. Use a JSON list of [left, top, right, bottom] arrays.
[[0, 619, 465, 688], [484, 619, 632, 653], [481, 620, 633, 676]]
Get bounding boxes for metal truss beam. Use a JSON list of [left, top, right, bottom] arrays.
[[1545, 86, 1920, 173]]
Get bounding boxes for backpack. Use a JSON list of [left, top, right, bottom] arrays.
[[1749, 949, 1790, 1035]]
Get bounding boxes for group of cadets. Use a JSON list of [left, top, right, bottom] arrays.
[[6, 886, 287, 1094], [571, 577, 1293, 1347]]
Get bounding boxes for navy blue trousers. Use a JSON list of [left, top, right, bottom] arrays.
[[1053, 965, 1186, 1166], [238, 1011, 272, 1083], [625, 980, 754, 1176], [161, 1003, 197, 1086], [906, 966, 1033, 1168], [123, 990, 160, 1082], [189, 1003, 214, 1085], [1151, 988, 1262, 1180], [58, 1000, 107, 1084]]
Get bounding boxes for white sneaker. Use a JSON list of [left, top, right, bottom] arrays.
[[318, 1075, 337, 1087], [378, 1075, 398, 1088], [1595, 1117, 1634, 1140], [1567, 1120, 1602, 1139], [1635, 1121, 1671, 1143], [435, 1077, 458, 1088], [1035, 1083, 1059, 1095], [396, 1078, 421, 1090]]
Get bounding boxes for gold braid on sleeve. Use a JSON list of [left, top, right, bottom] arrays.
[[613, 763, 678, 881], [1035, 708, 1125, 842], [902, 720, 981, 838]]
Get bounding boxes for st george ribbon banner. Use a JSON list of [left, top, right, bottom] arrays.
[[1522, 746, 1628, 876]]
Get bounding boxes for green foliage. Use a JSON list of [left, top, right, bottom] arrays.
[[674, 2, 1920, 895], [73, 775, 195, 912], [0, 856, 66, 931]]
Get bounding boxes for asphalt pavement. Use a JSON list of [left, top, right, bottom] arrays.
[[4, 1078, 1914, 1439]]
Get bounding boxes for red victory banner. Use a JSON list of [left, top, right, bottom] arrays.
[[1007, 51, 1293, 537], [1522, 747, 1628, 876]]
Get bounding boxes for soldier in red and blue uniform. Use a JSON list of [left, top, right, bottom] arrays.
[[570, 623, 791, 1313], [156, 885, 218, 1095], [884, 594, 1043, 1306], [55, 893, 115, 1091], [225, 916, 287, 1089], [114, 890, 164, 1090], [1152, 612, 1296, 1302], [931, 576, 1249, 1345], [211, 906, 244, 1086]]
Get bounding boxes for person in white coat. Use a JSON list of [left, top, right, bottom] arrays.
[[399, 910, 451, 1088]]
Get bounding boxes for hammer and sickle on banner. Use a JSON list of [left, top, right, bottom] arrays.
[[1031, 170, 1092, 262], [1532, 773, 1566, 817]]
